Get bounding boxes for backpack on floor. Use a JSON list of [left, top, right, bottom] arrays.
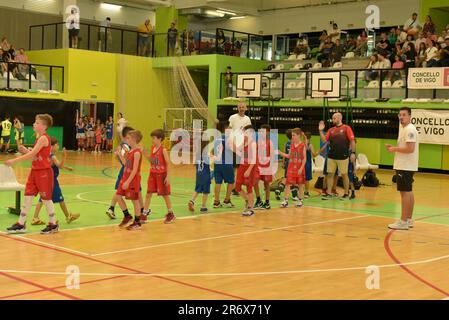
[[314, 176, 324, 189], [362, 169, 379, 187]]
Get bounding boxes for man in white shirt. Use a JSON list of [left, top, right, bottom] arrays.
[[66, 7, 80, 49], [403, 13, 421, 34], [328, 23, 341, 43], [385, 107, 419, 230], [98, 17, 112, 52]]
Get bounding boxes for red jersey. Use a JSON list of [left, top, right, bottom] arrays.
[[122, 148, 142, 188], [240, 140, 257, 167], [257, 139, 272, 169], [31, 133, 52, 170], [150, 145, 167, 173], [287, 142, 305, 177]]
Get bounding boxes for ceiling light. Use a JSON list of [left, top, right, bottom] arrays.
[[216, 9, 237, 16], [101, 3, 122, 10], [230, 16, 246, 20], [205, 10, 225, 17]]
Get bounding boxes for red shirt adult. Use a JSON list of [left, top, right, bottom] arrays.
[[325, 124, 355, 160]]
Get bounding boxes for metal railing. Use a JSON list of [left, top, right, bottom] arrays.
[[0, 61, 64, 92], [219, 67, 445, 101], [29, 23, 271, 60]]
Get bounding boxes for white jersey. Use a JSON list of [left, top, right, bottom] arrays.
[[393, 123, 419, 172]]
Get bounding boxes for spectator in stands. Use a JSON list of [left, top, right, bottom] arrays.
[[319, 30, 328, 46], [439, 42, 449, 66], [416, 42, 427, 66], [403, 12, 421, 37], [395, 28, 407, 46], [317, 37, 335, 67], [328, 23, 341, 43], [415, 32, 426, 52], [216, 29, 226, 54], [424, 40, 438, 66], [422, 15, 435, 36], [15, 48, 29, 77], [98, 17, 112, 52], [344, 36, 357, 52], [388, 28, 398, 46], [365, 54, 379, 81], [1, 37, 10, 52], [225, 66, 233, 97], [332, 39, 345, 63], [378, 53, 391, 81], [67, 7, 80, 49], [0, 49, 6, 76], [404, 42, 417, 69], [167, 21, 179, 56], [354, 30, 368, 57], [376, 33, 391, 56], [138, 19, 153, 57], [389, 55, 404, 82]]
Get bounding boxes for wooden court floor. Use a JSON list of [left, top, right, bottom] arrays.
[[1, 152, 449, 300]]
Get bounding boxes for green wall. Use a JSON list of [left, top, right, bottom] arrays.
[[7, 126, 63, 146], [420, 0, 449, 33]]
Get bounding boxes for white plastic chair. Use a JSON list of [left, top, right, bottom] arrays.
[[357, 153, 379, 170], [392, 80, 404, 88], [382, 80, 392, 88], [366, 80, 379, 88], [333, 62, 343, 68], [312, 155, 325, 173], [287, 55, 297, 60], [292, 63, 303, 70], [297, 54, 306, 60], [312, 62, 322, 69], [297, 82, 306, 89], [348, 80, 355, 88], [286, 82, 297, 89], [344, 52, 355, 58], [270, 82, 278, 89], [274, 64, 285, 71]]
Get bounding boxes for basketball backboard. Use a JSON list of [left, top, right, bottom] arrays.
[[236, 74, 262, 98], [311, 71, 341, 98]]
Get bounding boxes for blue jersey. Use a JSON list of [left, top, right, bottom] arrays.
[[284, 140, 291, 168], [214, 134, 233, 167], [106, 122, 113, 139], [195, 159, 212, 194], [320, 131, 328, 157], [50, 154, 60, 179], [76, 124, 84, 133], [305, 143, 313, 181]]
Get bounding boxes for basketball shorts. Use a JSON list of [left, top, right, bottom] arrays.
[[235, 165, 259, 193], [1, 136, 10, 144], [147, 172, 171, 196], [259, 174, 273, 184], [39, 180, 64, 203], [195, 181, 211, 194], [25, 168, 54, 200], [116, 182, 140, 200], [286, 174, 305, 186], [214, 164, 235, 184], [396, 170, 414, 192]]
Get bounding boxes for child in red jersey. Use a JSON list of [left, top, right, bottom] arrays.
[[5, 114, 58, 234], [232, 125, 259, 217], [254, 124, 275, 210], [142, 129, 175, 224], [94, 124, 102, 153], [116, 130, 144, 230], [277, 128, 307, 208]]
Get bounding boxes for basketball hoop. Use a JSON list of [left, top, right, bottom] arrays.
[[319, 90, 329, 97]]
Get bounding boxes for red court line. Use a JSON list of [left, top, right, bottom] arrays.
[[0, 234, 247, 300], [0, 275, 126, 300], [384, 230, 449, 298], [0, 272, 81, 300]]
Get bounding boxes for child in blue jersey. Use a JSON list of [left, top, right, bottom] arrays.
[[75, 118, 85, 151], [188, 141, 212, 214], [348, 142, 357, 199], [304, 132, 322, 198], [212, 121, 235, 208], [275, 129, 292, 201], [31, 137, 80, 225], [106, 126, 134, 219], [106, 116, 114, 152]]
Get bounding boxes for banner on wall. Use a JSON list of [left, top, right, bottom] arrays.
[[407, 67, 449, 89], [411, 109, 449, 145]]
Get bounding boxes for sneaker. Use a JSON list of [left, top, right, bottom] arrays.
[[407, 219, 414, 228], [140, 214, 148, 224], [188, 200, 195, 212], [254, 199, 263, 210], [388, 220, 409, 230], [295, 200, 303, 207], [242, 209, 255, 216], [213, 201, 222, 208], [232, 190, 240, 196], [262, 202, 271, 210], [7, 222, 26, 234], [349, 193, 356, 200], [340, 194, 349, 201], [31, 218, 46, 226], [106, 208, 116, 219], [275, 189, 281, 201], [164, 212, 176, 224], [304, 192, 310, 199], [41, 223, 59, 234], [143, 209, 152, 216], [321, 194, 333, 200], [321, 189, 327, 195], [292, 196, 299, 202], [200, 207, 208, 214], [66, 213, 80, 224], [223, 200, 235, 208], [126, 220, 142, 231], [280, 200, 289, 208], [119, 215, 133, 228], [331, 189, 339, 197]]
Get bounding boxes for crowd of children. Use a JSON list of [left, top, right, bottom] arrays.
[[75, 115, 114, 153], [0, 114, 25, 153]]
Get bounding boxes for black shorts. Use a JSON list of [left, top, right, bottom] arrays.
[[396, 170, 415, 192], [69, 28, 79, 37]]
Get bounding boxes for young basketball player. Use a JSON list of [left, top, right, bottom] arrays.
[[304, 132, 322, 198], [106, 116, 114, 152], [255, 124, 275, 209], [5, 114, 58, 234], [188, 141, 212, 214], [13, 115, 25, 149], [232, 125, 259, 216], [94, 124, 102, 153], [275, 129, 292, 201], [31, 138, 80, 225], [76, 118, 85, 151], [142, 129, 176, 224], [1, 115, 12, 153], [116, 130, 144, 230], [277, 128, 307, 208], [348, 143, 357, 199], [106, 126, 133, 219], [212, 121, 235, 208]]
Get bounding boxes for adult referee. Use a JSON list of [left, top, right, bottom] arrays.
[[386, 107, 419, 230]]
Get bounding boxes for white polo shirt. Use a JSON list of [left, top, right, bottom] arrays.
[[393, 123, 419, 172], [228, 113, 251, 148]]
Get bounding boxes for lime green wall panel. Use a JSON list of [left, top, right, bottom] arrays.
[[418, 143, 442, 169], [442, 145, 449, 170], [355, 138, 381, 164]]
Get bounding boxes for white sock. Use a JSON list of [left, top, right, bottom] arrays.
[[18, 196, 33, 225], [43, 200, 56, 224]]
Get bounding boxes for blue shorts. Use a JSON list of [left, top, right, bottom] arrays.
[[306, 164, 312, 181], [115, 166, 124, 190], [39, 180, 64, 203], [284, 161, 289, 178], [214, 164, 235, 184], [195, 181, 211, 194], [106, 133, 113, 140], [348, 163, 354, 183]]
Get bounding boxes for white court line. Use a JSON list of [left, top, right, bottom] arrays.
[[1, 249, 449, 278], [7, 234, 90, 256], [91, 215, 368, 256]]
